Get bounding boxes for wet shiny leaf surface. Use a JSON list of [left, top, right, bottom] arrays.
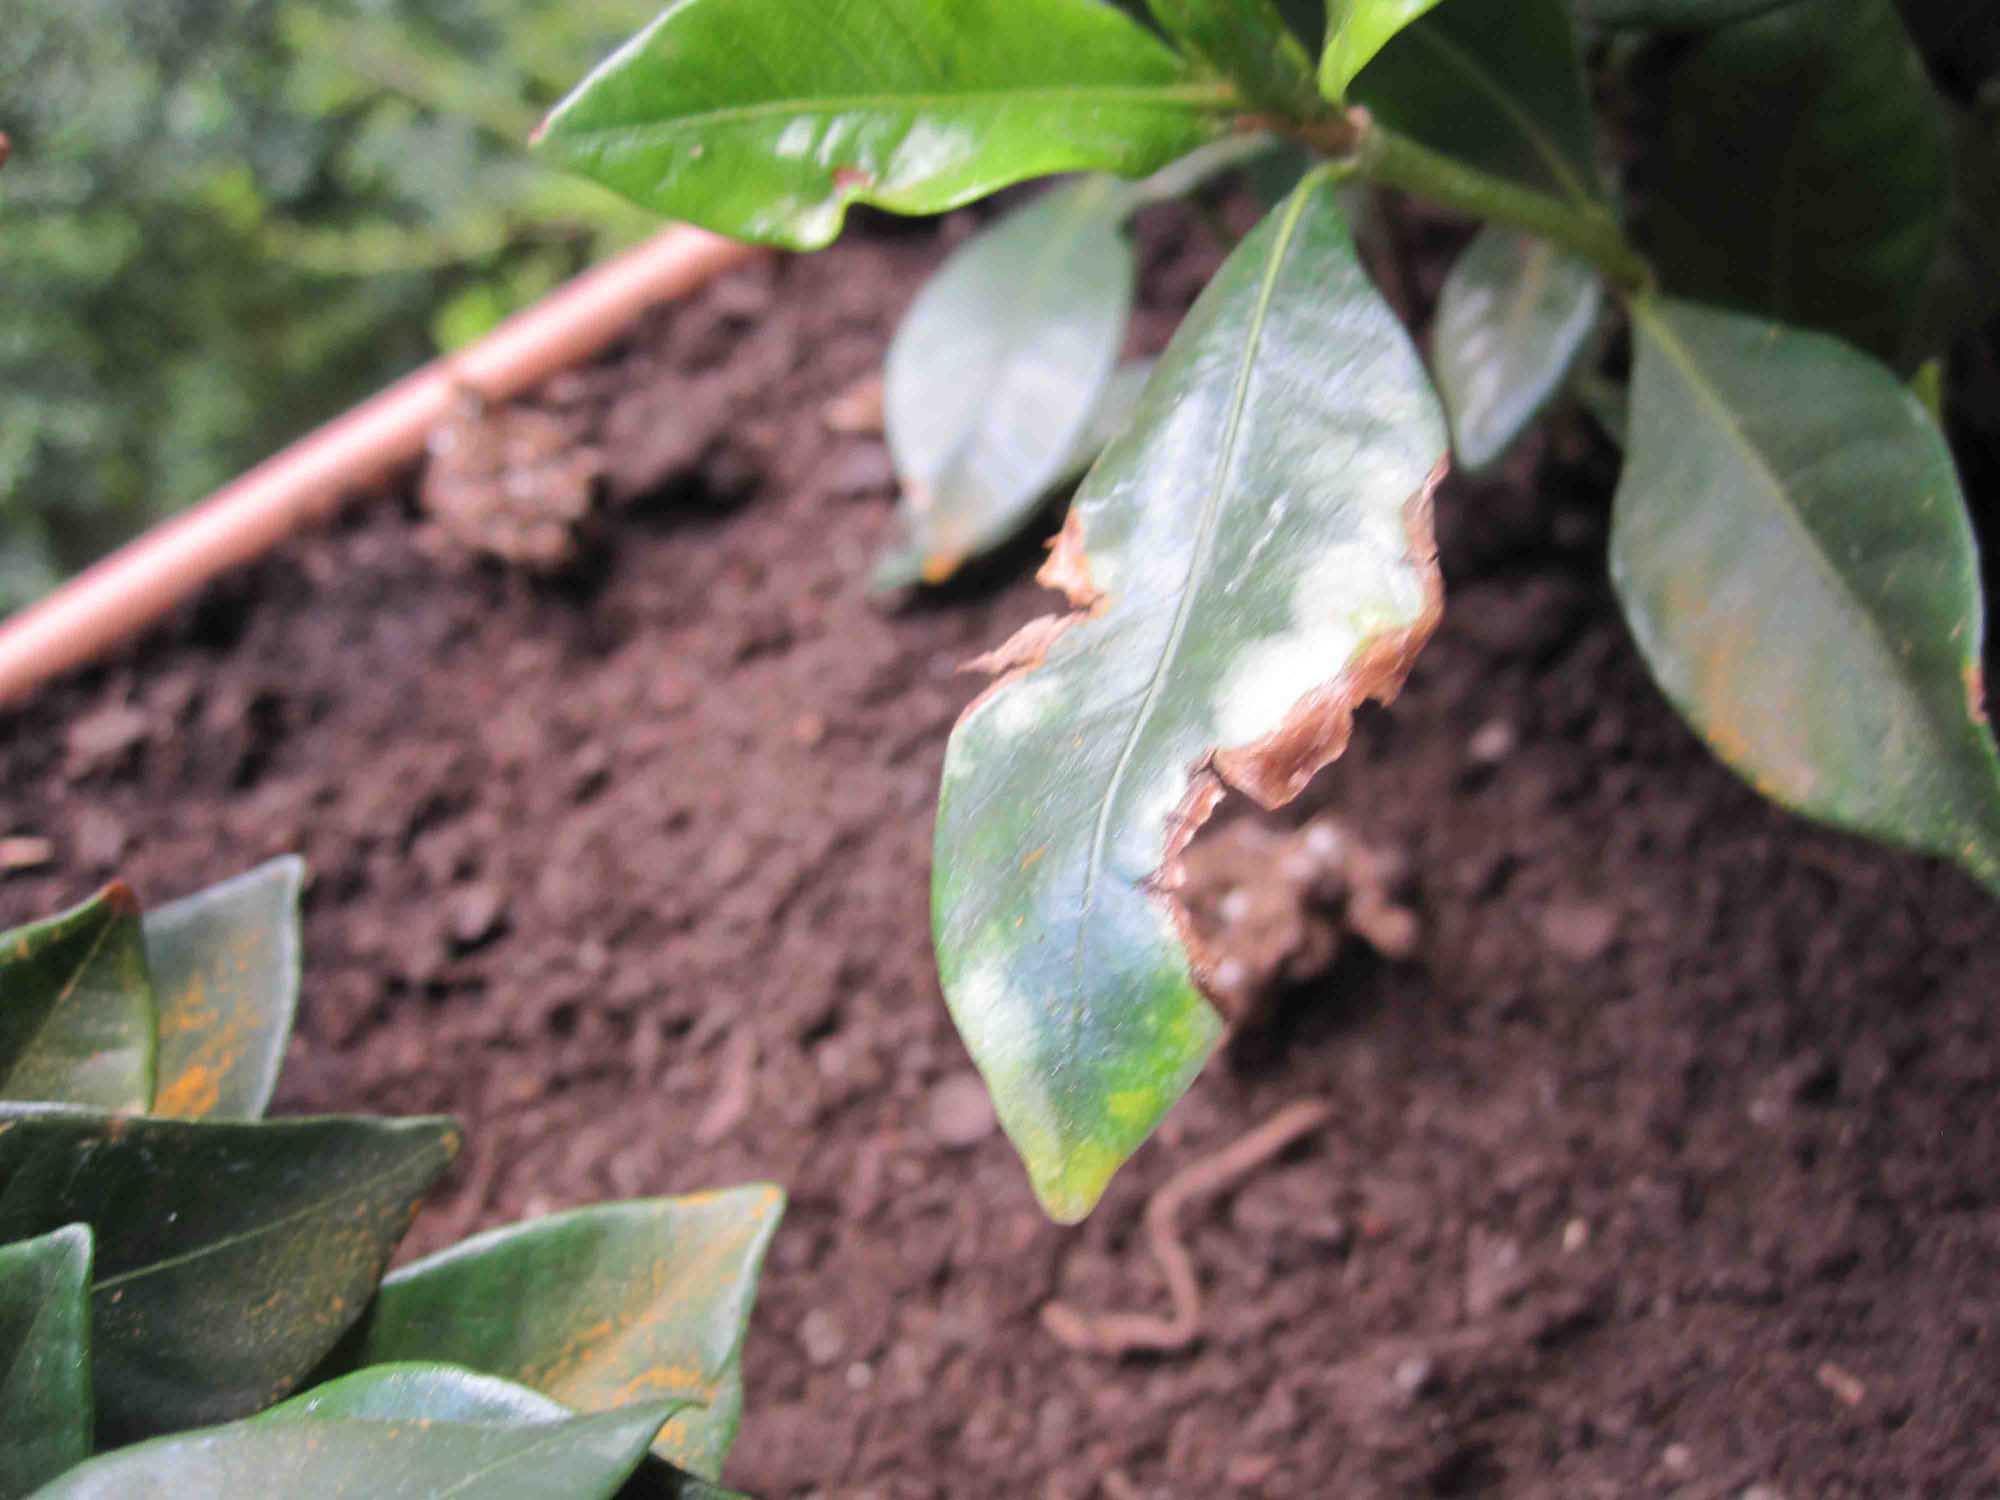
[[35, 1382, 676, 1499], [341, 1186, 783, 1479], [933, 167, 1447, 1219], [534, 0, 1234, 248]]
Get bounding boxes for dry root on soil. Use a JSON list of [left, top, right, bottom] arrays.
[[1040, 1098, 1336, 1357]]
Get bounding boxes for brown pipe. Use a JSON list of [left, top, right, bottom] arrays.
[[0, 224, 764, 707]]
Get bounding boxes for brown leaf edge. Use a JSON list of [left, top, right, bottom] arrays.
[[955, 460, 1447, 1019]]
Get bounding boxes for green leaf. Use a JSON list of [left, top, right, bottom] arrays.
[[143, 856, 304, 1121], [1145, 0, 1324, 115], [0, 1105, 460, 1444], [1581, 0, 1805, 26], [1319, 0, 1448, 101], [1640, 0, 1948, 361], [1432, 226, 1603, 470], [1909, 357, 1945, 424], [532, 0, 1236, 250], [263, 1365, 738, 1500], [0, 885, 154, 1114], [932, 166, 1448, 1220], [1612, 297, 2000, 891], [338, 1187, 784, 1480], [876, 178, 1135, 590], [0, 1225, 92, 1499], [32, 1388, 677, 1500], [261, 1363, 581, 1427], [1349, 0, 1601, 203]]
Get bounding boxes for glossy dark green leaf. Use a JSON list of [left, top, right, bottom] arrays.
[[33, 1385, 676, 1500], [1433, 226, 1603, 470], [143, 856, 304, 1121], [1581, 0, 1804, 25], [533, 0, 1235, 250], [263, 1364, 738, 1500], [0, 884, 153, 1113], [1641, 0, 1948, 361], [1145, 0, 1323, 115], [340, 1186, 783, 1479], [0, 1225, 91, 1499], [1612, 297, 2000, 890], [1349, 0, 1601, 203], [1318, 0, 1447, 100], [263, 1363, 582, 1426], [0, 1105, 460, 1444], [877, 178, 1135, 590], [933, 166, 1448, 1220]]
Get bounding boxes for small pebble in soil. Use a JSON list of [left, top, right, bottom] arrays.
[[1393, 1354, 1441, 1398], [0, 835, 53, 872], [1562, 1218, 1591, 1253], [928, 1071, 997, 1148], [448, 882, 507, 948], [1662, 1442, 1695, 1477], [798, 1307, 846, 1367], [1541, 900, 1618, 963], [1467, 717, 1516, 764]]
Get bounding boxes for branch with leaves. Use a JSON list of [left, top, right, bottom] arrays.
[[538, 0, 2000, 1219]]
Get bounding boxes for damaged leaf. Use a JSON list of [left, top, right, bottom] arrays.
[[932, 165, 1448, 1220], [1612, 297, 2000, 891], [144, 855, 305, 1121], [532, 0, 1234, 250], [0, 1224, 92, 1498], [1640, 0, 1948, 361], [877, 177, 1136, 590], [0, 883, 154, 1115], [1433, 226, 1603, 470], [336, 1186, 783, 1480], [0, 1105, 459, 1444]]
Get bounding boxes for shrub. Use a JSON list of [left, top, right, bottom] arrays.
[[0, 860, 778, 1498], [535, 0, 2000, 1223]]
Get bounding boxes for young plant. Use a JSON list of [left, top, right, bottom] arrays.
[[0, 862, 778, 1498], [537, 0, 2000, 1219]]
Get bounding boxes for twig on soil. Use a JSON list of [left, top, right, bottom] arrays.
[[693, 1022, 758, 1146], [1040, 1098, 1335, 1356]]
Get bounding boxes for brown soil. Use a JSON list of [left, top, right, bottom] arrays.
[[4, 206, 1998, 1500]]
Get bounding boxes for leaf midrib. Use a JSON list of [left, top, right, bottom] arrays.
[[92, 1129, 447, 1293], [1632, 301, 1958, 754], [552, 81, 1238, 144], [1073, 171, 1322, 986], [1405, 24, 1593, 206], [9, 908, 146, 1105]]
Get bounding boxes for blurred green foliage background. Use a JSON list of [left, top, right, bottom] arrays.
[[0, 0, 659, 609]]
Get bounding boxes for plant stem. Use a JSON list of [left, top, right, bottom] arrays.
[[1299, 110, 1655, 293]]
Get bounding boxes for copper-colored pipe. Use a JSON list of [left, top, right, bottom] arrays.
[[0, 224, 764, 707]]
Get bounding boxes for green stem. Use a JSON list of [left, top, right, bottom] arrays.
[[1299, 111, 1655, 293]]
